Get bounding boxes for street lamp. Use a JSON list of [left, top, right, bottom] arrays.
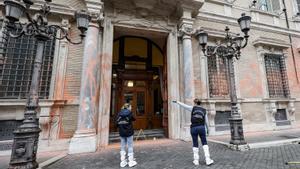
[[4, 0, 91, 168], [196, 13, 251, 146]]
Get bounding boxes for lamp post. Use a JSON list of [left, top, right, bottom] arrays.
[[3, 0, 91, 168], [196, 13, 251, 146]]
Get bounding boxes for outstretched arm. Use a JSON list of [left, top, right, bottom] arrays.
[[172, 100, 193, 112]]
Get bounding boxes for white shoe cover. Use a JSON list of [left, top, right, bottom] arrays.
[[192, 147, 199, 166], [128, 153, 137, 167], [203, 145, 214, 166], [120, 151, 127, 167]]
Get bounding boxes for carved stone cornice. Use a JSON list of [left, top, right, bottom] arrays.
[[178, 0, 205, 18], [253, 37, 291, 49], [0, 0, 75, 17]]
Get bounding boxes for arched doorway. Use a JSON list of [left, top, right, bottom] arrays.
[[109, 35, 167, 140]]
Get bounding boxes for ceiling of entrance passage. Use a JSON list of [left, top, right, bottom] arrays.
[[104, 0, 203, 18]]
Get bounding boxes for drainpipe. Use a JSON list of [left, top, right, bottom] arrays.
[[282, 0, 299, 83]]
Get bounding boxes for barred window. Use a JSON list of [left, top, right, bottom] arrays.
[[0, 22, 56, 99], [207, 46, 229, 98], [264, 54, 290, 98]]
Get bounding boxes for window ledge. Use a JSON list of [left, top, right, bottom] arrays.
[[202, 98, 244, 103], [253, 37, 290, 49], [262, 98, 296, 103], [206, 0, 233, 6], [0, 99, 66, 106], [250, 8, 280, 17], [292, 17, 300, 22]]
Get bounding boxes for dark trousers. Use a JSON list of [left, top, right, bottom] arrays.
[[190, 125, 207, 147]]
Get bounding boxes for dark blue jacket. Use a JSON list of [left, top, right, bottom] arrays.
[[191, 106, 206, 128], [116, 109, 135, 137]]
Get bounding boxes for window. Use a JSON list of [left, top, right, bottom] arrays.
[[207, 46, 229, 98], [295, 0, 300, 13], [0, 120, 22, 141], [275, 109, 291, 126], [264, 54, 290, 98], [0, 22, 56, 99], [214, 111, 231, 131], [258, 0, 281, 12]]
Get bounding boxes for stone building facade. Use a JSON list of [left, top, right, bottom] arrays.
[[0, 0, 300, 154]]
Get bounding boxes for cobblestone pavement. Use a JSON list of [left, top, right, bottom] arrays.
[[0, 150, 65, 169], [45, 139, 300, 169]]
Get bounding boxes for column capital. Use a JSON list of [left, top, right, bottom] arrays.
[[178, 18, 195, 37], [85, 0, 104, 26], [61, 19, 70, 31]]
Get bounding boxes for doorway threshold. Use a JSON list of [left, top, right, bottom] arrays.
[[109, 129, 165, 143]]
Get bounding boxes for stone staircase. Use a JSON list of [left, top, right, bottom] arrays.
[[109, 129, 165, 143]]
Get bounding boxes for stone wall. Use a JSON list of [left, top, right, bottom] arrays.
[[242, 102, 266, 124]]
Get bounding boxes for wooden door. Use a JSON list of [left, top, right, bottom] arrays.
[[122, 87, 148, 130]]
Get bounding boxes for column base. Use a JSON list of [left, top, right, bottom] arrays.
[[180, 124, 191, 141], [228, 144, 250, 151], [69, 130, 97, 154]]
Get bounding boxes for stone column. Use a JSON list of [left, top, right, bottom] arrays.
[[69, 22, 101, 154], [179, 10, 196, 140]]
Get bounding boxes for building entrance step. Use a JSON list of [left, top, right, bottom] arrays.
[[109, 129, 165, 143]]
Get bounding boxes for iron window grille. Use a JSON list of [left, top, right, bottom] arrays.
[[207, 46, 230, 98], [264, 54, 290, 98], [0, 21, 56, 99]]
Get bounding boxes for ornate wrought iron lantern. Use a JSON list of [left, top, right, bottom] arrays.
[[4, 0, 91, 168], [196, 13, 251, 146]]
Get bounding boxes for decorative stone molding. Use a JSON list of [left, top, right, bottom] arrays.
[[263, 99, 296, 125], [179, 0, 204, 18], [61, 19, 70, 31], [50, 19, 70, 100], [0, 1, 75, 17], [253, 37, 291, 49], [206, 0, 234, 6], [266, 101, 277, 122], [178, 22, 195, 37], [254, 39, 291, 99], [49, 100, 66, 140], [38, 100, 65, 140], [112, 18, 173, 33], [207, 101, 216, 126], [288, 100, 296, 121], [249, 8, 280, 18], [85, 0, 104, 24]]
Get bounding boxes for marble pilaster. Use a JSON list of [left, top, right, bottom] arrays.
[[97, 18, 114, 147], [179, 10, 196, 141]]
